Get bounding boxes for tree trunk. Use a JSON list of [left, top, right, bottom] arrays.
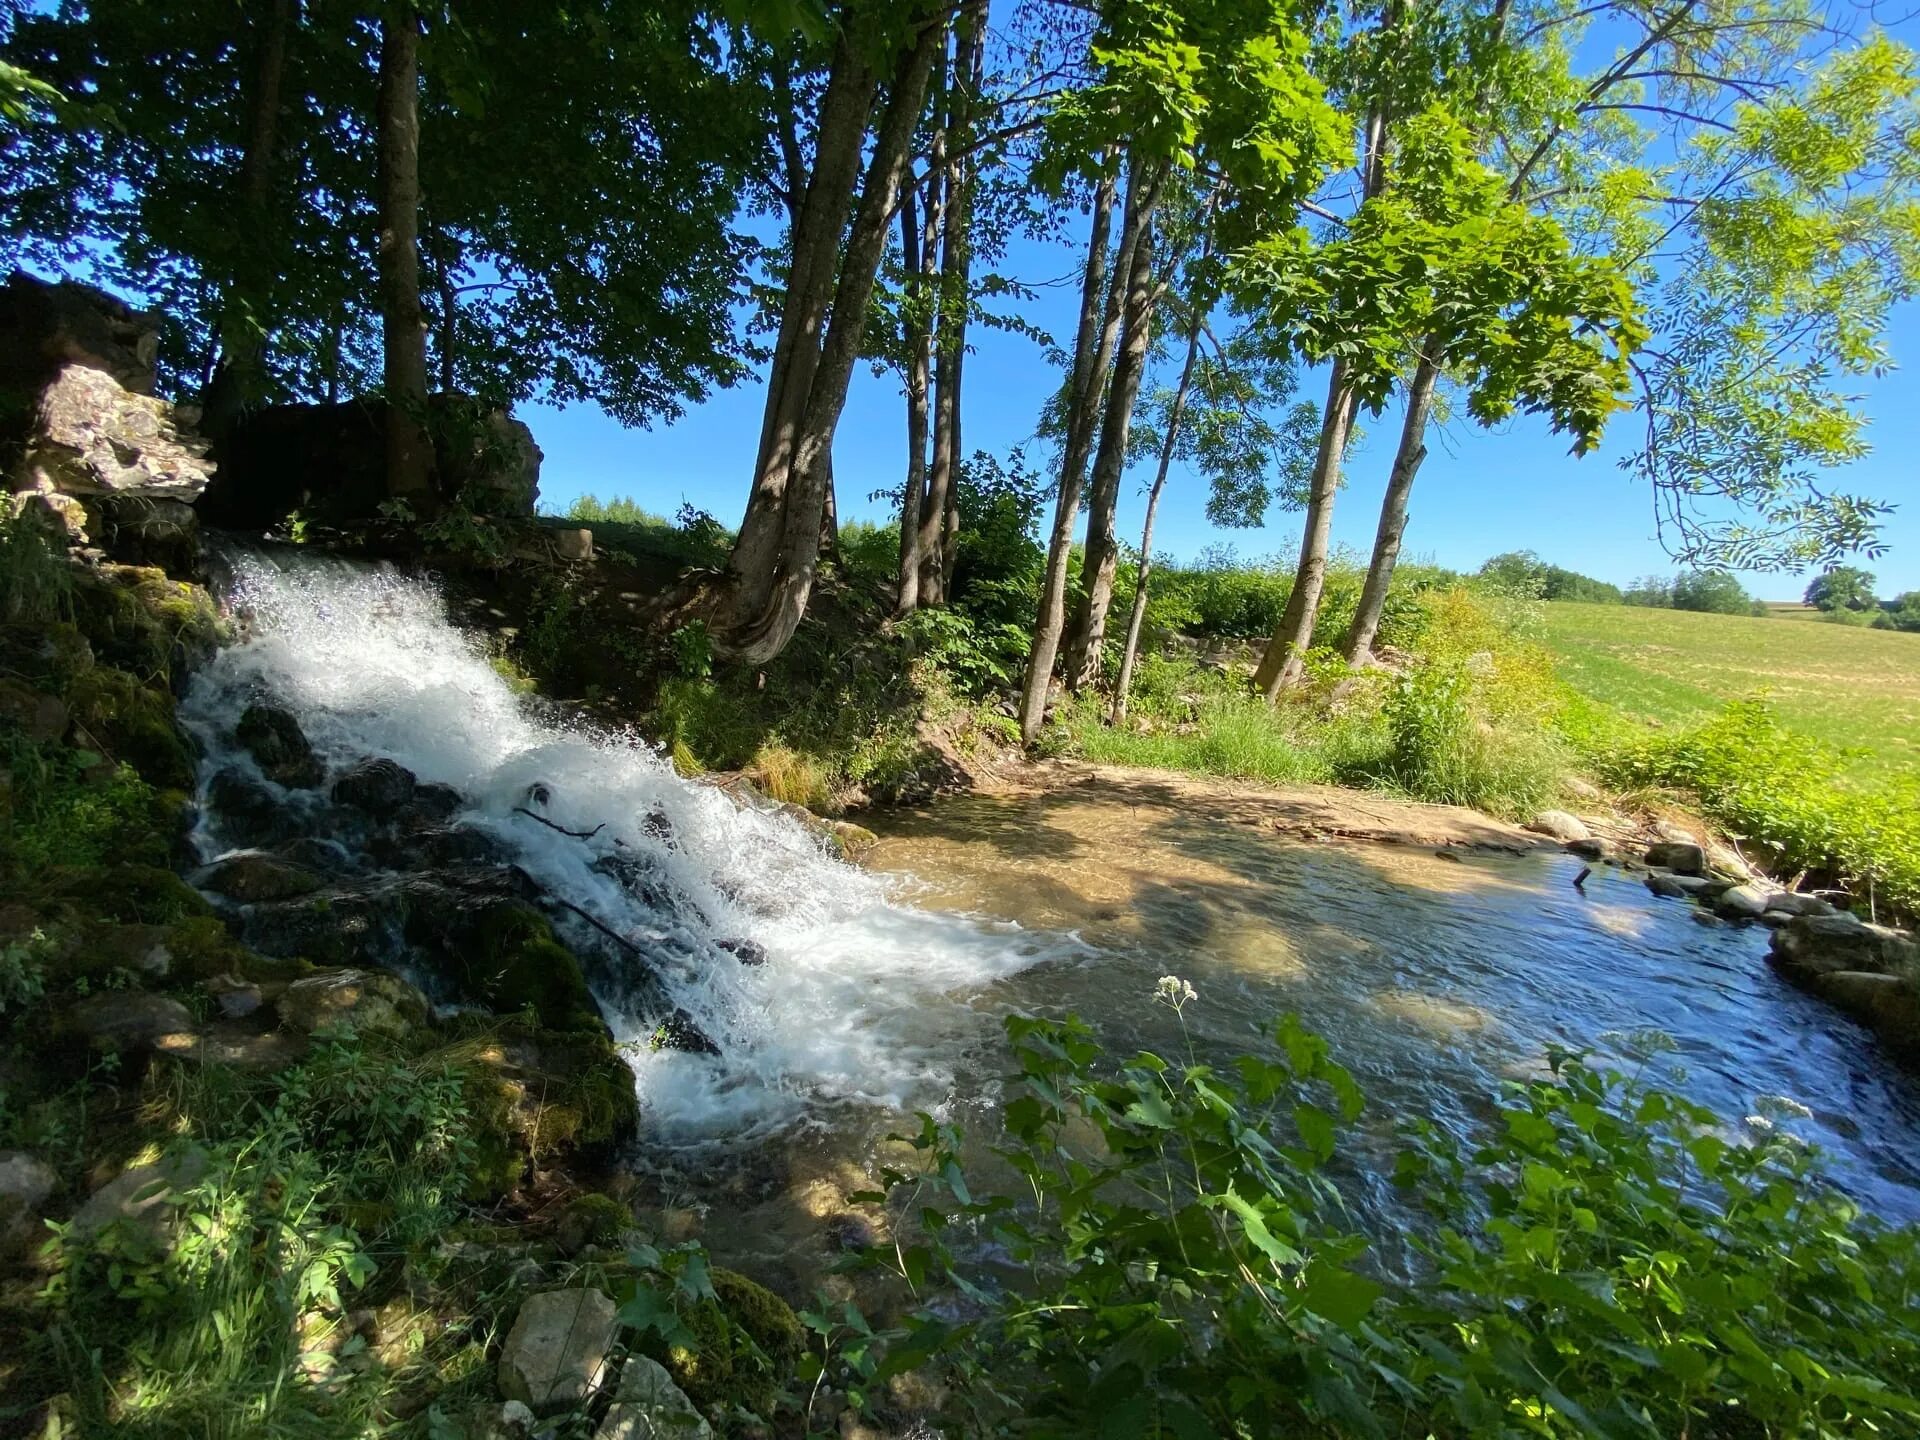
[[1253, 359, 1357, 698], [436, 265, 458, 394], [1112, 317, 1201, 724], [1016, 160, 1130, 743], [895, 183, 933, 615], [1344, 347, 1440, 664], [1063, 190, 1160, 692], [723, 12, 944, 663], [919, 0, 983, 605], [377, 9, 433, 503], [202, 0, 291, 438], [731, 35, 879, 607]]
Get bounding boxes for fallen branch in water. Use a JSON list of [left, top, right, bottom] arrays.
[[540, 893, 647, 962], [513, 806, 605, 840]]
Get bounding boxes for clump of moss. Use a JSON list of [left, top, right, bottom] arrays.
[[44, 863, 210, 924], [65, 667, 194, 791], [458, 903, 603, 1033], [643, 1267, 804, 1418], [70, 564, 222, 683], [556, 1192, 631, 1253], [1, 735, 178, 873]]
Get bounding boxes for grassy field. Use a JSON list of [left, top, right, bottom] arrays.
[[1541, 601, 1920, 782]]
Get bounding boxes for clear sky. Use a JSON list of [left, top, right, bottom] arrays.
[[526, 73, 1920, 605]]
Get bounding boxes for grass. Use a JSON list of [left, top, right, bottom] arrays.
[[1540, 600, 1920, 783]]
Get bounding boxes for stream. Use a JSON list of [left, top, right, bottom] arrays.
[[182, 549, 1920, 1290]]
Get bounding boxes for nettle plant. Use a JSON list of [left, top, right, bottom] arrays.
[[835, 990, 1920, 1439]]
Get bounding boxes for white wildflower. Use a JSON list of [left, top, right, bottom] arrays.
[[1154, 975, 1197, 1010]]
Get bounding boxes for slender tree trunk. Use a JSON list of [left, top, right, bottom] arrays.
[[920, 0, 983, 605], [1344, 347, 1439, 663], [821, 453, 840, 566], [203, 0, 291, 438], [1016, 160, 1129, 743], [724, 13, 944, 663], [732, 37, 879, 605], [895, 184, 933, 615], [436, 267, 458, 394], [1064, 184, 1161, 692], [1254, 359, 1358, 698], [1112, 319, 1201, 724], [377, 9, 433, 502]]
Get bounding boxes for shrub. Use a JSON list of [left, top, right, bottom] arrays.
[[839, 1008, 1920, 1439], [1672, 569, 1756, 615], [0, 506, 73, 624]]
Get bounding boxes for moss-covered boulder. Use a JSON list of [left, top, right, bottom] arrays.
[[455, 904, 602, 1033], [65, 667, 194, 791], [554, 1192, 632, 1256], [641, 1266, 804, 1418], [69, 564, 221, 687]]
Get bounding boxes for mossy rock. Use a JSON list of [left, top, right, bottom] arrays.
[[642, 1268, 802, 1418], [163, 915, 310, 983], [0, 621, 93, 690], [555, 1192, 632, 1254], [69, 565, 222, 684], [457, 903, 604, 1033], [43, 863, 210, 924], [65, 667, 194, 791]]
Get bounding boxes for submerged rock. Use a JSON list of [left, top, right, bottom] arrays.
[[652, 1008, 720, 1056], [331, 757, 417, 816], [497, 1287, 617, 1412], [1770, 912, 1920, 981], [236, 702, 323, 788], [206, 767, 304, 849]]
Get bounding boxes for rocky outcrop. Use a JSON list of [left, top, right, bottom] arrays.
[[200, 393, 541, 532], [17, 364, 215, 505], [276, 968, 429, 1040], [65, 992, 194, 1053], [0, 270, 159, 401], [497, 1287, 618, 1412], [1770, 912, 1920, 1051]]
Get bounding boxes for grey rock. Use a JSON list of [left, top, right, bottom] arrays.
[[1764, 891, 1838, 919], [84, 493, 200, 573], [596, 1355, 711, 1439], [331, 757, 416, 816], [0, 679, 68, 742], [0, 269, 159, 394], [153, 1024, 307, 1072], [1714, 884, 1770, 920], [206, 973, 264, 1019], [71, 1145, 208, 1252], [466, 1400, 537, 1440], [1812, 970, 1920, 1034], [1560, 775, 1602, 802], [550, 527, 594, 563], [277, 968, 429, 1040], [206, 766, 303, 849], [1645, 873, 1688, 899], [67, 992, 193, 1053], [1526, 810, 1591, 844], [18, 364, 214, 501], [1770, 912, 1920, 981], [236, 703, 323, 788], [1644, 841, 1706, 876], [1564, 837, 1613, 862], [497, 1287, 618, 1412], [0, 1150, 57, 1258]]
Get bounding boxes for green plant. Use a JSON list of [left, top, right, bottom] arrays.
[[670, 619, 714, 680], [0, 506, 73, 623], [0, 927, 50, 1014]]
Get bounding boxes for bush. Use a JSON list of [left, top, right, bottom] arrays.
[[841, 1009, 1920, 1439], [1591, 698, 1920, 920], [0, 507, 73, 624], [1672, 569, 1756, 615]]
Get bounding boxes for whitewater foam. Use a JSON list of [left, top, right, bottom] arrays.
[[178, 548, 1063, 1143]]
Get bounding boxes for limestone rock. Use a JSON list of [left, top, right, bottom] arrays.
[[83, 493, 201, 575], [1564, 836, 1614, 862], [71, 1145, 208, 1251], [465, 1400, 538, 1440], [596, 1355, 711, 1440], [0, 1150, 57, 1258], [206, 973, 265, 1018], [1560, 775, 1602, 802], [236, 702, 324, 788], [18, 364, 214, 502], [199, 853, 326, 903], [66, 991, 194, 1053], [1770, 912, 1920, 981], [1713, 884, 1769, 920], [1644, 840, 1706, 876], [497, 1287, 618, 1412], [1645, 874, 1688, 899], [331, 757, 417, 816], [550, 527, 594, 563], [1526, 810, 1591, 844], [277, 968, 428, 1040]]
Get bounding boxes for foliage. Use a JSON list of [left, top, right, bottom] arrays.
[[1587, 698, 1920, 921], [0, 730, 170, 873], [1671, 569, 1757, 616], [1876, 591, 1920, 633], [840, 1008, 1920, 1438], [1805, 565, 1877, 612], [1627, 36, 1920, 570], [0, 505, 73, 624], [1479, 550, 1623, 605], [0, 927, 50, 1014]]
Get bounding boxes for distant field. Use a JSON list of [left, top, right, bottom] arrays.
[[1540, 601, 1920, 781]]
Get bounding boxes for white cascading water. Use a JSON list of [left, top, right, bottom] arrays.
[[177, 548, 1065, 1144]]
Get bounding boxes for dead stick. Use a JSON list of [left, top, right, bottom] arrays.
[[513, 806, 604, 840]]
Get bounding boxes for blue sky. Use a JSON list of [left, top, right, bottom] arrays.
[[528, 234, 1920, 601]]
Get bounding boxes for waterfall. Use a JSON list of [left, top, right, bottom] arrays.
[[178, 547, 1059, 1144]]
